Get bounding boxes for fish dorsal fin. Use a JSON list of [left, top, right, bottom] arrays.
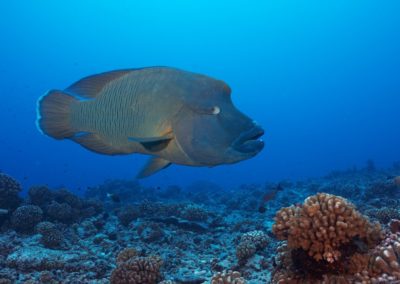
[[137, 157, 171, 179], [65, 70, 132, 98], [128, 132, 173, 152]]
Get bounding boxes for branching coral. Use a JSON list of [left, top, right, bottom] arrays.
[[211, 270, 246, 284], [110, 248, 163, 284], [272, 193, 383, 263], [271, 242, 373, 283], [110, 256, 163, 284], [272, 232, 400, 283], [236, 230, 268, 263], [269, 194, 400, 283], [116, 248, 139, 264], [368, 233, 400, 280]]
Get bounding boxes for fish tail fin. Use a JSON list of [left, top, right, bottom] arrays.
[[36, 90, 78, 139]]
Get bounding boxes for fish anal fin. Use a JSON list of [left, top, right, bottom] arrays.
[[137, 157, 171, 179], [128, 132, 173, 152], [66, 70, 132, 99], [71, 133, 129, 155]]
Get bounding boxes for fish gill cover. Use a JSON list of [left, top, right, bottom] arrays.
[[0, 1, 400, 283]]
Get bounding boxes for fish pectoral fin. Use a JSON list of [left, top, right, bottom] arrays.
[[136, 157, 171, 179], [128, 133, 173, 152]]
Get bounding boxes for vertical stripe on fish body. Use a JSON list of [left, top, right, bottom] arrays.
[[68, 69, 181, 154]]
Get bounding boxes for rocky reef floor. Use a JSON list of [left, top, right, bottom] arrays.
[[0, 162, 400, 283]]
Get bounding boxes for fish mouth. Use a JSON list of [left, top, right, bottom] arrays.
[[232, 124, 265, 154]]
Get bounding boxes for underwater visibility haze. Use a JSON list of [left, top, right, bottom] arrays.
[[0, 1, 400, 283]]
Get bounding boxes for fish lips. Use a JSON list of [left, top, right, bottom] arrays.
[[232, 124, 265, 154]]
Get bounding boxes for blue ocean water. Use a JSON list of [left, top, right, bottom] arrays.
[[1, 0, 400, 192]]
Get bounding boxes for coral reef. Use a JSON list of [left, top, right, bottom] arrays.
[[116, 248, 139, 263], [180, 204, 209, 222], [390, 219, 400, 233], [36, 189, 103, 224], [6, 245, 87, 271], [137, 222, 165, 243], [11, 205, 43, 233], [366, 207, 400, 224], [110, 249, 163, 284], [367, 233, 400, 281], [0, 173, 22, 211], [271, 242, 373, 283], [270, 195, 400, 283], [364, 179, 400, 199], [236, 230, 268, 263], [272, 193, 383, 263], [36, 221, 63, 248], [28, 185, 53, 207], [0, 165, 399, 283], [117, 205, 140, 226], [46, 200, 76, 223], [53, 188, 83, 209]]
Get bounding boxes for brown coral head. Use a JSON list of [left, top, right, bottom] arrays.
[[110, 255, 163, 284], [116, 247, 139, 263], [369, 233, 400, 278], [272, 193, 383, 263], [390, 219, 400, 234]]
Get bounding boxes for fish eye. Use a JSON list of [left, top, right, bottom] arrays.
[[211, 106, 220, 115]]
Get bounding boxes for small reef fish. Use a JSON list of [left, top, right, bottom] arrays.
[[258, 183, 284, 213], [36, 67, 264, 178]]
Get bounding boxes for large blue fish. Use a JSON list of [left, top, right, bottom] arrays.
[[37, 67, 264, 178]]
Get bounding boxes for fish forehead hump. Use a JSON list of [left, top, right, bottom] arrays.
[[128, 67, 231, 99], [91, 67, 228, 108], [145, 68, 232, 109]]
